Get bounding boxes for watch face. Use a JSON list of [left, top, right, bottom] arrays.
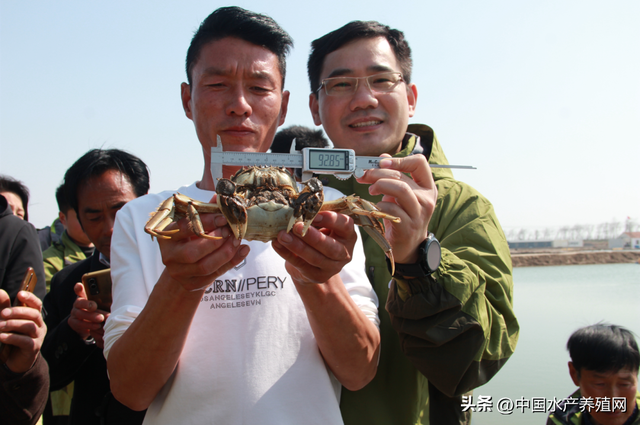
[[426, 240, 441, 271]]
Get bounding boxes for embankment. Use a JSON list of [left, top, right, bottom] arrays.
[[511, 250, 640, 267]]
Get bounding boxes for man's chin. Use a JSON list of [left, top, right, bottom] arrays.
[[591, 410, 632, 425]]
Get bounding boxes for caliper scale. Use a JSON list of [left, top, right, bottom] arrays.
[[211, 136, 475, 181]]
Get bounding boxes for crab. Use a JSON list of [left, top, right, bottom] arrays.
[[145, 166, 400, 270]]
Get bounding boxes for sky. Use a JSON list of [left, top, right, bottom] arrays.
[[1, 1, 639, 237]]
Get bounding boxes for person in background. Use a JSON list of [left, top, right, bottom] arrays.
[[307, 20, 519, 424], [270, 125, 330, 152], [270, 125, 330, 180], [38, 218, 65, 252], [103, 7, 379, 425], [43, 183, 95, 288], [0, 174, 30, 221], [42, 183, 94, 425], [0, 288, 49, 425], [0, 174, 63, 251], [41, 149, 149, 425], [0, 179, 47, 302], [547, 324, 639, 425]]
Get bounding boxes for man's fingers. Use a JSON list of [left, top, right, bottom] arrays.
[[0, 290, 9, 309], [377, 154, 434, 188], [15, 291, 43, 311], [278, 215, 353, 263], [0, 317, 40, 338], [75, 282, 88, 299], [0, 331, 40, 352]]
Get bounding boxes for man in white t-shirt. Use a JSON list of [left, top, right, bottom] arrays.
[[103, 7, 381, 425]]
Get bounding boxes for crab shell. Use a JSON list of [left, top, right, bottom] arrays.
[[216, 166, 323, 242]]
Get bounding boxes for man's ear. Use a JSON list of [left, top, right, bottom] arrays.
[[181, 82, 193, 120], [568, 362, 581, 386], [278, 90, 290, 127], [309, 93, 322, 126], [407, 83, 418, 118], [58, 211, 68, 228]]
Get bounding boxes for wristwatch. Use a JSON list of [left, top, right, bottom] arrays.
[[387, 233, 441, 278]]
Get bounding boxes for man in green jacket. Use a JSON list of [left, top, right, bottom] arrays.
[[307, 21, 519, 425], [43, 183, 94, 289]]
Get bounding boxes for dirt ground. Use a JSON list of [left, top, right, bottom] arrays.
[[511, 250, 640, 267]]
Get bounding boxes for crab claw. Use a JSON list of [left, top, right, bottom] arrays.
[[216, 178, 248, 240], [288, 178, 324, 236]]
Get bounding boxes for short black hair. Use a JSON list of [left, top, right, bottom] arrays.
[[568, 324, 640, 376], [0, 175, 30, 221], [308, 20, 412, 95], [270, 125, 329, 153], [63, 149, 150, 214], [186, 6, 293, 87], [54, 183, 71, 214]]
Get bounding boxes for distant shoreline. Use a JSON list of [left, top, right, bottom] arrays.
[[511, 250, 640, 267]]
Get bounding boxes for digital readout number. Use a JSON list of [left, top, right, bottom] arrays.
[[309, 151, 348, 170]]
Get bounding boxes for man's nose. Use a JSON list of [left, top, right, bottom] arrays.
[[104, 214, 116, 239], [349, 79, 379, 111], [226, 87, 252, 116]]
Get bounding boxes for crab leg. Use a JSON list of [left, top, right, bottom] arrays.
[[320, 196, 401, 274], [145, 196, 179, 240]]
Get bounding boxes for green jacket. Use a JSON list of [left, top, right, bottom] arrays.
[[326, 124, 519, 425], [42, 230, 89, 290], [547, 389, 640, 424]]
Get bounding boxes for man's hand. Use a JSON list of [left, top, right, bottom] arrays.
[[0, 289, 47, 373], [356, 154, 438, 264], [156, 202, 250, 292], [68, 283, 109, 348], [272, 211, 357, 285]]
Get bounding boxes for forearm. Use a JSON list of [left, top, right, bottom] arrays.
[[296, 275, 380, 391], [107, 270, 204, 411], [386, 245, 518, 396]]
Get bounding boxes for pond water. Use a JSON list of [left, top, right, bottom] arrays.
[[470, 263, 640, 425]]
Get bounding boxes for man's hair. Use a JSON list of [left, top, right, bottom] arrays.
[[55, 183, 71, 214], [307, 20, 413, 95], [0, 175, 30, 221], [270, 125, 329, 153], [568, 324, 640, 376], [186, 6, 293, 87], [63, 149, 150, 214]]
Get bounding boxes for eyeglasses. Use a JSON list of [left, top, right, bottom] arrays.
[[316, 72, 404, 97]]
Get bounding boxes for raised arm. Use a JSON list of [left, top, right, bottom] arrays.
[[272, 211, 381, 390]]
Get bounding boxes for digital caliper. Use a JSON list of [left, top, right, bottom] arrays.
[[211, 136, 475, 181]]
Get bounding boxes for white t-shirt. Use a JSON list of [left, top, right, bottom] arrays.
[[103, 182, 379, 425]]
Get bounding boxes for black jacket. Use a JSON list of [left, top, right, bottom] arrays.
[[0, 194, 46, 302], [42, 252, 145, 425]]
